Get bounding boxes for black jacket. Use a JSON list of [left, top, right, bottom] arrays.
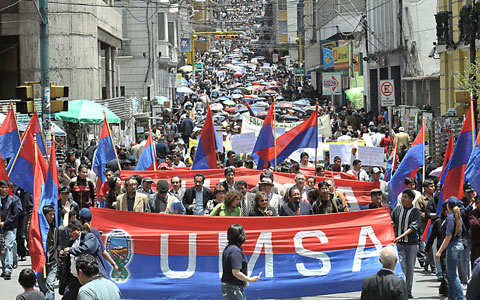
[[182, 186, 214, 215], [0, 195, 19, 231], [361, 269, 408, 300], [70, 177, 95, 209]]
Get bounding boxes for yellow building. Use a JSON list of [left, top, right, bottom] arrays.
[[437, 0, 476, 116]]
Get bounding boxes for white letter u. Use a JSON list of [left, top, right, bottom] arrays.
[[160, 233, 197, 278]]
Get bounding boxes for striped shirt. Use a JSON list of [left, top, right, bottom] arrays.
[[391, 204, 421, 244]]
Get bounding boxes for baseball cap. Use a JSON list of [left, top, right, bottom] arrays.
[[159, 162, 169, 169], [464, 183, 474, 192], [370, 188, 383, 195], [398, 127, 405, 132], [371, 167, 381, 174], [156, 180, 170, 192], [445, 196, 462, 208], [258, 177, 274, 186], [143, 177, 154, 183], [79, 208, 93, 222]]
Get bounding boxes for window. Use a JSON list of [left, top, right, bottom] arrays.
[[278, 0, 287, 11], [279, 21, 287, 33], [158, 13, 166, 41], [168, 21, 175, 46]]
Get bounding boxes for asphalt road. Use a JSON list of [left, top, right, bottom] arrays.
[[0, 257, 457, 299]]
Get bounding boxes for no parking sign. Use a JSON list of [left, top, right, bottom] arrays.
[[380, 80, 395, 106]]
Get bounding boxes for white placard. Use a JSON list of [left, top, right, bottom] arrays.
[[241, 114, 332, 137], [362, 134, 374, 147], [329, 143, 352, 165], [137, 126, 145, 133], [289, 136, 324, 162], [230, 132, 256, 154], [358, 146, 385, 166]]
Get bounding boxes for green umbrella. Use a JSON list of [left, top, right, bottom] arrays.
[[54, 100, 121, 123]]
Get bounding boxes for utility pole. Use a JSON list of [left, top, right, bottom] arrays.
[[39, 0, 50, 133], [470, 0, 478, 127]]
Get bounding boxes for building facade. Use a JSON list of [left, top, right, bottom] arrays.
[[0, 0, 122, 100]]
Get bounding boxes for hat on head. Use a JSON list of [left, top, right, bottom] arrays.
[[398, 127, 405, 132], [79, 208, 92, 222], [258, 177, 273, 186], [156, 180, 170, 193], [121, 159, 132, 166], [446, 196, 462, 208], [159, 162, 169, 169], [143, 177, 154, 183], [370, 188, 383, 195], [128, 156, 137, 163], [368, 121, 375, 126], [464, 182, 474, 192], [371, 167, 381, 174]]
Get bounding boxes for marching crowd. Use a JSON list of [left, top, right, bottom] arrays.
[[1, 2, 475, 300]]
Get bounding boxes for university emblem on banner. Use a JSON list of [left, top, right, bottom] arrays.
[[106, 229, 133, 282]]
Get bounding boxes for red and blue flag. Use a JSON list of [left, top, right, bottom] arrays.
[[436, 104, 475, 215], [388, 123, 425, 208], [385, 138, 398, 182], [259, 106, 319, 166], [244, 98, 256, 117], [0, 106, 20, 160], [7, 128, 47, 194], [251, 103, 275, 169], [93, 117, 118, 207], [136, 128, 157, 171], [29, 142, 47, 273], [466, 131, 480, 195], [191, 105, 218, 170], [21, 111, 47, 156]]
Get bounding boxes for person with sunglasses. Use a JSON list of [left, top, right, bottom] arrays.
[[249, 192, 277, 217]]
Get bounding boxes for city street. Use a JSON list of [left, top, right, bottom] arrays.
[[1, 257, 453, 299]]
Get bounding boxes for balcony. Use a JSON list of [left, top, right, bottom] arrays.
[[435, 11, 452, 46]]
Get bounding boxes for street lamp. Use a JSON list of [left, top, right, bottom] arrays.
[[192, 34, 197, 83]]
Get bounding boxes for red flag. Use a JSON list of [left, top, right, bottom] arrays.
[[439, 130, 454, 180], [191, 105, 218, 170], [29, 142, 47, 273]]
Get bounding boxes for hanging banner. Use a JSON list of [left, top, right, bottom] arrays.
[[333, 44, 349, 70], [91, 207, 401, 300], [323, 47, 334, 69], [241, 114, 332, 137], [120, 169, 379, 208]]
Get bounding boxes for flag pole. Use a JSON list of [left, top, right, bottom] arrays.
[[103, 110, 122, 172], [8, 125, 31, 178], [273, 97, 277, 171], [148, 119, 157, 171], [471, 92, 476, 149], [314, 101, 319, 168], [422, 118, 426, 192], [33, 108, 49, 163]]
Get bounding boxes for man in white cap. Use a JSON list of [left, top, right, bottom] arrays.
[[370, 167, 388, 201], [395, 127, 410, 151]]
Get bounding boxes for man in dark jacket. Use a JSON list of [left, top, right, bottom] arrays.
[[69, 165, 95, 209], [361, 246, 407, 300], [280, 187, 313, 216], [182, 174, 214, 215], [180, 116, 194, 147], [0, 180, 18, 279]]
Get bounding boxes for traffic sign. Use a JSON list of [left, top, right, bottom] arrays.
[[295, 68, 305, 76], [195, 63, 203, 71], [380, 80, 395, 106]]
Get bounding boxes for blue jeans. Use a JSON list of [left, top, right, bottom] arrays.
[[433, 242, 443, 279], [221, 282, 246, 300], [38, 264, 57, 300], [397, 243, 418, 296], [1, 228, 16, 274], [446, 240, 465, 300], [459, 239, 471, 283]]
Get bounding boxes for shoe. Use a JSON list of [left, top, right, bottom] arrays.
[[19, 256, 26, 261], [0, 273, 4, 278], [419, 261, 424, 267], [4, 273, 11, 280], [408, 294, 413, 299], [423, 263, 429, 271], [12, 262, 17, 269]]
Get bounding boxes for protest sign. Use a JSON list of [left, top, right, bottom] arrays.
[[91, 207, 401, 299], [329, 143, 352, 165], [358, 146, 385, 166], [230, 132, 256, 154]]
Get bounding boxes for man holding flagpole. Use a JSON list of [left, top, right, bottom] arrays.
[[0, 180, 18, 280]]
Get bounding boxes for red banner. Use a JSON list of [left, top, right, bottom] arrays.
[[120, 169, 378, 209]]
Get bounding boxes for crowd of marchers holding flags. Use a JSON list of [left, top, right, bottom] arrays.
[[2, 44, 480, 300]]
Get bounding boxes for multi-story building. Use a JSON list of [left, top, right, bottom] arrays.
[[115, 0, 187, 104], [0, 0, 122, 100]]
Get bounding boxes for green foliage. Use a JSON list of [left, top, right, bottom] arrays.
[[457, 61, 480, 96]]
